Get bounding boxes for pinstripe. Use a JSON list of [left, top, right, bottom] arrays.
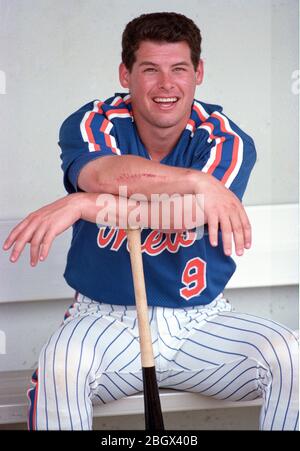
[[159, 370, 186, 384], [223, 377, 257, 399], [167, 363, 231, 391], [130, 316, 137, 330], [95, 383, 117, 401], [67, 319, 83, 430], [193, 360, 252, 395], [159, 300, 295, 427], [104, 373, 129, 397], [238, 389, 261, 401], [161, 313, 297, 430], [218, 367, 269, 400], [150, 306, 155, 325], [159, 353, 192, 371], [40, 335, 53, 430], [129, 372, 143, 383], [65, 316, 94, 429], [185, 325, 275, 374], [118, 351, 141, 371], [61, 316, 101, 429], [85, 319, 120, 429], [158, 331, 225, 366], [74, 316, 106, 430], [173, 311, 182, 330], [173, 322, 277, 426], [165, 368, 207, 388], [83, 318, 118, 430], [105, 336, 139, 371], [28, 293, 298, 430], [53, 317, 88, 429], [95, 328, 128, 374], [162, 307, 174, 337], [52, 322, 69, 429], [232, 311, 299, 340], [207, 315, 292, 429], [114, 372, 142, 392], [217, 312, 296, 429], [39, 319, 73, 429], [87, 320, 126, 387], [183, 328, 273, 370]]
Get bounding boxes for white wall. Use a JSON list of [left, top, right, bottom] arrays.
[[0, 0, 298, 219]]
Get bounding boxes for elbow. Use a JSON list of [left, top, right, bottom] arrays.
[[77, 173, 101, 193]]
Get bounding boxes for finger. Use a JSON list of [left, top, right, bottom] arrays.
[[3, 217, 31, 250], [229, 213, 245, 256], [207, 212, 219, 247], [30, 223, 49, 266], [9, 218, 41, 262], [219, 216, 233, 256], [239, 208, 252, 249], [39, 231, 55, 261], [10, 233, 36, 263]]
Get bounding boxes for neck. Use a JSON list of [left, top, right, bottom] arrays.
[[134, 117, 188, 162]]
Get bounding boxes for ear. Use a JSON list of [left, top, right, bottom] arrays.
[[195, 59, 204, 85], [119, 63, 130, 88]]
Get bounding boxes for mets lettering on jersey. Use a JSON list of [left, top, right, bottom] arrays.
[[58, 93, 256, 308]]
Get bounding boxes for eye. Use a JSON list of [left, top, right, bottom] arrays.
[[143, 68, 157, 73], [173, 67, 186, 72]]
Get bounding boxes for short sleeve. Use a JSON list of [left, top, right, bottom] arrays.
[[58, 100, 120, 194]]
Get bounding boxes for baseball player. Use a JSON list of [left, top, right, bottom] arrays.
[[3, 12, 298, 430]]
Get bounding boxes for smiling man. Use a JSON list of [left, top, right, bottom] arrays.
[[3, 12, 298, 430], [119, 40, 204, 155]]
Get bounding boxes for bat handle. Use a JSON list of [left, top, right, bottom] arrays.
[[126, 228, 155, 368]]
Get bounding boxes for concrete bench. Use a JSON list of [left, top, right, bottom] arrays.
[[0, 204, 298, 425]]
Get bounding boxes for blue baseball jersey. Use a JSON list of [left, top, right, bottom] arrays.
[[59, 93, 256, 308]]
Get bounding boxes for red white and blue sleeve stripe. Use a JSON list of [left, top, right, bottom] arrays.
[[191, 100, 257, 201], [59, 98, 125, 194]]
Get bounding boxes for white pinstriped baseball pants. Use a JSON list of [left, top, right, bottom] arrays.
[[28, 292, 299, 430]]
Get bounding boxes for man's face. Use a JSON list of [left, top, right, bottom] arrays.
[[119, 40, 203, 130]]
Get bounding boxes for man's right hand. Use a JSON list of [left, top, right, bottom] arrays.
[[2, 193, 83, 266]]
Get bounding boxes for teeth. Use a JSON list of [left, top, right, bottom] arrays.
[[153, 97, 178, 103]]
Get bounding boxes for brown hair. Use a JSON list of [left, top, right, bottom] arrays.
[[121, 12, 202, 72]]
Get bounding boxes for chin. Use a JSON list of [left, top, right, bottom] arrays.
[[152, 115, 183, 129], [155, 120, 179, 129]]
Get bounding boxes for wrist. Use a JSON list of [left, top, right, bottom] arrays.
[[68, 192, 93, 221], [189, 170, 207, 194]]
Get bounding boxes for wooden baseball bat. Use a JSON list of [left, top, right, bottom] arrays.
[[126, 228, 165, 431]]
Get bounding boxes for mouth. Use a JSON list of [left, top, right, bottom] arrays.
[[152, 96, 179, 106]]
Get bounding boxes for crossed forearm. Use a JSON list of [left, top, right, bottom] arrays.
[[80, 192, 203, 231], [3, 159, 252, 266], [79, 156, 252, 253], [77, 155, 203, 198]]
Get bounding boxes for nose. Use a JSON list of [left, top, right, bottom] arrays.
[[157, 71, 174, 91]]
